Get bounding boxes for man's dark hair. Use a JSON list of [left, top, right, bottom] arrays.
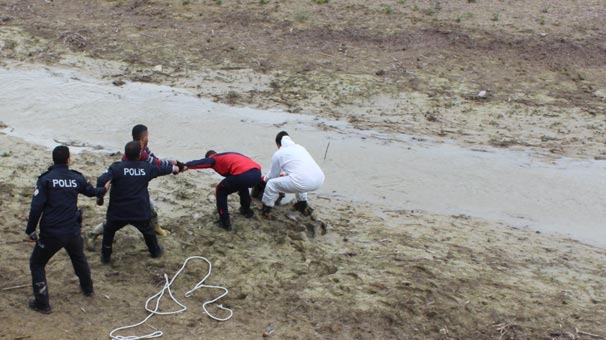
[[52, 146, 70, 165], [275, 131, 289, 147], [125, 141, 141, 161], [132, 124, 148, 141], [205, 150, 217, 158]]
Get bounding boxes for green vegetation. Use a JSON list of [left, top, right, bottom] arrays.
[[456, 12, 473, 22], [295, 12, 310, 22]]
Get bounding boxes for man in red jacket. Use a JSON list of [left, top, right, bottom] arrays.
[[185, 150, 262, 231]]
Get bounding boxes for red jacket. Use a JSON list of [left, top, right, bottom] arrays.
[[185, 152, 261, 176]]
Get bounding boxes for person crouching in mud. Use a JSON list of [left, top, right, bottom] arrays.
[[184, 150, 262, 231], [260, 131, 325, 218]]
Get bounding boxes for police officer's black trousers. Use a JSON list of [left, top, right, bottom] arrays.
[[102, 219, 161, 258], [30, 234, 93, 308], [216, 168, 262, 222]]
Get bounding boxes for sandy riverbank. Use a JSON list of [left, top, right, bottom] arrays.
[[1, 133, 605, 340], [1, 1, 606, 338]]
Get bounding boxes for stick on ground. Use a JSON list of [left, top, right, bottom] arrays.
[[2, 284, 28, 291]]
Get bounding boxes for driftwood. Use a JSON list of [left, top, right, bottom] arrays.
[[2, 284, 28, 291], [576, 328, 606, 340], [0, 240, 28, 245]]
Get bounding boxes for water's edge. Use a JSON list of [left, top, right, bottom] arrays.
[[2, 65, 605, 247]]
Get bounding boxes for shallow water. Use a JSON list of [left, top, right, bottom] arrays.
[[1, 65, 605, 247]]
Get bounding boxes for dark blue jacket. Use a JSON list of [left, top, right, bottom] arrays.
[[97, 160, 174, 221], [26, 164, 106, 238]]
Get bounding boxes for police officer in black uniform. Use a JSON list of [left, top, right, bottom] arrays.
[[26, 145, 108, 314], [96, 141, 179, 263]]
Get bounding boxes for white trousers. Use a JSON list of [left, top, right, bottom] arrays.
[[262, 176, 321, 207]]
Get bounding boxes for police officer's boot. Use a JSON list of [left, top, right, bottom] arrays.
[[29, 279, 52, 314], [81, 286, 94, 297], [151, 244, 164, 258], [29, 299, 52, 314], [101, 245, 112, 264], [294, 201, 313, 216]]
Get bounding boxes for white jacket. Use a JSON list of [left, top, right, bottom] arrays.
[[265, 136, 325, 190]]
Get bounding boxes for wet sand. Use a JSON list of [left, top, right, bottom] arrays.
[[0, 132, 605, 340]]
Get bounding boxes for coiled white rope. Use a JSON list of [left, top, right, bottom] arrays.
[[109, 256, 233, 340]]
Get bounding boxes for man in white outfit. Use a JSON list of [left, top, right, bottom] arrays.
[[261, 131, 325, 218]]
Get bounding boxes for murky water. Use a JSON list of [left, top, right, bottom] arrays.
[[2, 65, 605, 247]]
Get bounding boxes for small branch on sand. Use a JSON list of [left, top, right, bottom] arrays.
[[12, 336, 31, 340], [496, 323, 519, 340], [2, 284, 28, 291], [576, 328, 606, 339], [178, 240, 195, 247], [323, 141, 331, 161], [549, 331, 576, 339], [0, 240, 27, 245], [375, 251, 401, 258]]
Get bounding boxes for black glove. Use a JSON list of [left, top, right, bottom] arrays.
[[29, 231, 38, 241], [176, 161, 186, 172]]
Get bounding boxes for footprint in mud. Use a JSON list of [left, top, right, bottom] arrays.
[[309, 220, 329, 238], [308, 260, 338, 277], [284, 212, 329, 239]]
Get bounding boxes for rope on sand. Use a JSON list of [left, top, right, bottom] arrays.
[[109, 256, 232, 340]]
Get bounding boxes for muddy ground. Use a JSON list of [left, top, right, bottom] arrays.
[[1, 133, 605, 340], [1, 1, 606, 339]]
